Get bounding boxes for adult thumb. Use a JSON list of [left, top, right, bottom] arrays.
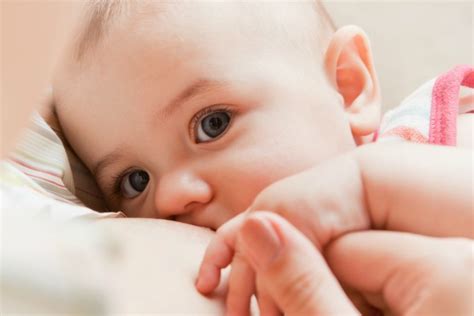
[[237, 212, 359, 316]]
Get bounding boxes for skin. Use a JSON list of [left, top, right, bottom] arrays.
[[90, 218, 228, 314], [10, 1, 472, 314], [197, 143, 474, 314], [53, 2, 371, 229], [1, 3, 226, 313], [234, 212, 473, 316]]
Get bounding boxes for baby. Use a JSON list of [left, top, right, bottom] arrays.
[[53, 0, 472, 313], [53, 0, 354, 226]]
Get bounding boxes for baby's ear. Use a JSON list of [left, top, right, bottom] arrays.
[[324, 25, 381, 139]]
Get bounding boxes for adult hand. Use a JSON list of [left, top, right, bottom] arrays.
[[233, 212, 473, 316]]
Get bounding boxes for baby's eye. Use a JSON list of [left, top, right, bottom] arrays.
[[120, 170, 149, 198], [196, 110, 231, 143]]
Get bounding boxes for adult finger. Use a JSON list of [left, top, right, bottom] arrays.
[[326, 231, 474, 315], [256, 276, 281, 316], [237, 212, 359, 316], [344, 286, 382, 316]]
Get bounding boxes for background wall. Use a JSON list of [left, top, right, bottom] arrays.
[[323, 1, 473, 111]]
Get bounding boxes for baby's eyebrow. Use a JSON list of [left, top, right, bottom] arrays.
[[156, 78, 229, 122], [92, 148, 124, 185]]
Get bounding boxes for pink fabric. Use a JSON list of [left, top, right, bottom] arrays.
[[429, 65, 474, 145], [383, 126, 428, 143]]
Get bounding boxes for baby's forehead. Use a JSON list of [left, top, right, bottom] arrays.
[[75, 1, 333, 63]]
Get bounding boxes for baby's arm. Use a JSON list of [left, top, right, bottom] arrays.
[[356, 142, 473, 238], [196, 141, 472, 309]]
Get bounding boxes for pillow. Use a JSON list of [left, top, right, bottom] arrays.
[[4, 97, 121, 218], [41, 104, 108, 211]]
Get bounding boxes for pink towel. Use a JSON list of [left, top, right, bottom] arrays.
[[429, 65, 474, 145], [376, 65, 473, 146]]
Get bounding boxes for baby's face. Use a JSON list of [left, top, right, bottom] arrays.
[[54, 2, 356, 229]]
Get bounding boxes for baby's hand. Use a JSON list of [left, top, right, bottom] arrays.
[[196, 152, 371, 313], [247, 152, 370, 248], [196, 143, 474, 314]]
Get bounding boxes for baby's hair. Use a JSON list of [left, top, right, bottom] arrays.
[[75, 0, 130, 61], [315, 1, 337, 34], [75, 0, 336, 62]]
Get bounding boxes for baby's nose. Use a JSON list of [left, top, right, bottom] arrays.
[[154, 170, 212, 219]]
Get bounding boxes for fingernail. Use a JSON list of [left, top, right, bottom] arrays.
[[240, 216, 281, 270]]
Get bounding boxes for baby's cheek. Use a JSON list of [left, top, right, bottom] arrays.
[[212, 136, 322, 225], [225, 156, 300, 210]]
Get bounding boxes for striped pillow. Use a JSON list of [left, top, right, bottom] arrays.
[[5, 109, 113, 215], [7, 112, 84, 205]]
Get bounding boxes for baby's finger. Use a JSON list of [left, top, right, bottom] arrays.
[[226, 254, 255, 316], [256, 275, 281, 316], [196, 213, 247, 294]]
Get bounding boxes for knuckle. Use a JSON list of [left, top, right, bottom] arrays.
[[442, 238, 474, 270], [215, 224, 227, 236], [232, 250, 246, 263], [252, 194, 288, 217], [216, 215, 242, 236], [277, 268, 322, 311], [251, 193, 271, 211]]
